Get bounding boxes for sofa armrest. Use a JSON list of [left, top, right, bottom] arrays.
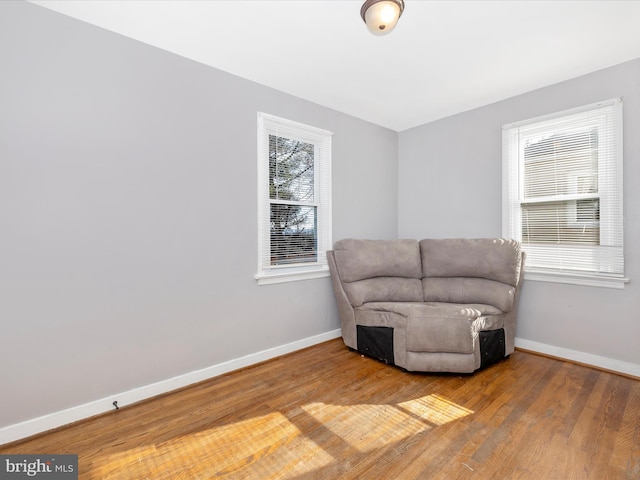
[[327, 250, 357, 349]]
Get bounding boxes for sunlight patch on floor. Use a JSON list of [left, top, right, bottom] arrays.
[[302, 394, 473, 453], [398, 393, 474, 425], [92, 412, 333, 480], [302, 402, 429, 452]]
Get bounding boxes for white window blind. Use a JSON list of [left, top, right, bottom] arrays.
[[503, 98, 626, 288], [256, 113, 332, 285]]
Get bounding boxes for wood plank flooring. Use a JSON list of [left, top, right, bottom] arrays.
[[2, 339, 639, 479]]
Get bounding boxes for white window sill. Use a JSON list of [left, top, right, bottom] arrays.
[[255, 266, 330, 285], [524, 269, 629, 289]]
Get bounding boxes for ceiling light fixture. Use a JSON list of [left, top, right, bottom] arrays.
[[360, 0, 405, 36]]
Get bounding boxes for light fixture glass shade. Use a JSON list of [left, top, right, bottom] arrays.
[[361, 0, 404, 36]]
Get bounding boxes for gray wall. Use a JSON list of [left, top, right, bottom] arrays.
[[399, 59, 640, 368], [0, 1, 398, 429]]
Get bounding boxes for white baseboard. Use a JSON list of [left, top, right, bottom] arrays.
[[514, 337, 640, 378], [0, 329, 342, 446]]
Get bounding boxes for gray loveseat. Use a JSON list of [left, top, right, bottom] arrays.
[[327, 238, 525, 373]]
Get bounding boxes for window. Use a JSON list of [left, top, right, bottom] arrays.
[[503, 98, 626, 288], [256, 113, 332, 285]]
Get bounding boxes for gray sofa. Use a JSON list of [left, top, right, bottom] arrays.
[[327, 238, 525, 373]]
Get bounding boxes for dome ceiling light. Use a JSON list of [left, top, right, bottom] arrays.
[[360, 0, 405, 36]]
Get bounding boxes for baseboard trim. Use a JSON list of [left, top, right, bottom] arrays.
[[0, 329, 343, 446], [514, 337, 640, 379]]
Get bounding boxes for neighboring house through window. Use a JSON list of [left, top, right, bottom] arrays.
[[502, 98, 626, 288], [256, 113, 332, 285]]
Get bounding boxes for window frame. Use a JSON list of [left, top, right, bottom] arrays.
[[255, 112, 332, 285], [502, 98, 627, 289]]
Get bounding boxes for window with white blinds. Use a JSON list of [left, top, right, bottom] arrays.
[[503, 98, 626, 288], [256, 113, 332, 285]]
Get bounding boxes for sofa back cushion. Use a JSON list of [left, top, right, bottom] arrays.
[[333, 239, 422, 282], [420, 238, 521, 285], [420, 238, 521, 312], [332, 239, 423, 307]]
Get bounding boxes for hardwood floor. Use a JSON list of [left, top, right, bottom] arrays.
[[2, 339, 639, 479]]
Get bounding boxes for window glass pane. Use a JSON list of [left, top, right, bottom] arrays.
[[270, 205, 317, 265], [269, 135, 314, 203], [521, 200, 600, 245], [523, 130, 598, 199]]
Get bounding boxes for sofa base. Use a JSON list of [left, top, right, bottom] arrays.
[[353, 326, 507, 373], [479, 328, 506, 368], [356, 325, 395, 365]]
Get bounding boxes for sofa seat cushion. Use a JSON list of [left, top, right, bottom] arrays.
[[357, 302, 504, 354], [422, 277, 515, 313], [343, 277, 423, 307], [358, 301, 502, 318]]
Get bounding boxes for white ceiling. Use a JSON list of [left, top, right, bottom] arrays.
[[30, 0, 640, 132]]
